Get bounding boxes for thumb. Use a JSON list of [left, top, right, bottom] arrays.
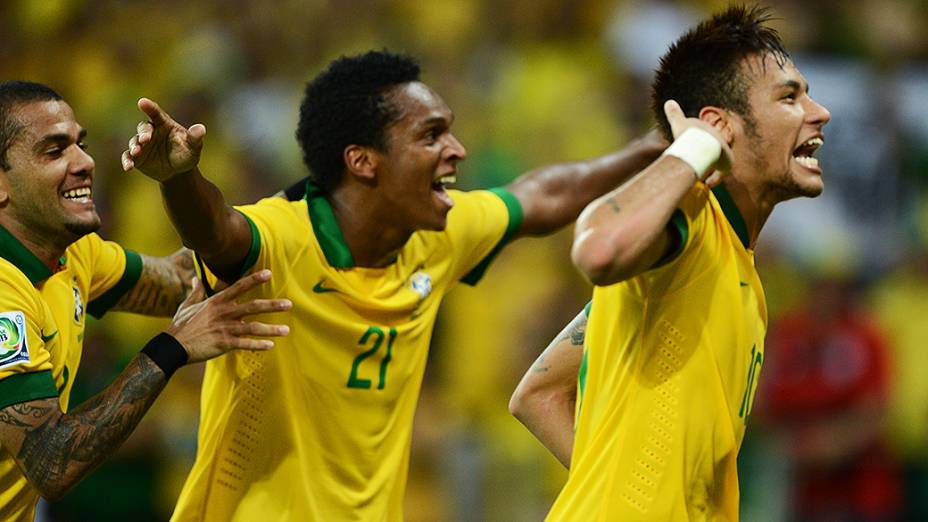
[[182, 276, 207, 306], [187, 123, 206, 151], [663, 99, 686, 139]]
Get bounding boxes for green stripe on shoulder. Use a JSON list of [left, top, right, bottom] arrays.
[[0, 370, 58, 411], [87, 248, 143, 319], [236, 210, 262, 278], [460, 188, 524, 286], [583, 300, 592, 317], [652, 209, 689, 268]]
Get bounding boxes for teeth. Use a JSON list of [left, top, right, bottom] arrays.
[[436, 175, 456, 185], [794, 156, 819, 168], [803, 137, 824, 148], [63, 187, 92, 199]]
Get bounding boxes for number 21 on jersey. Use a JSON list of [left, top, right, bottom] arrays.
[[347, 326, 398, 390]]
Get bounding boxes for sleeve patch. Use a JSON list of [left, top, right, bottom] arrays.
[[0, 311, 31, 369]]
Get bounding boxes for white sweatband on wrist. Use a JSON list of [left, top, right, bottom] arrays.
[[662, 127, 722, 181]]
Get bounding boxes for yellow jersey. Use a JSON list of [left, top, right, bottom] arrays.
[[549, 185, 767, 521], [172, 186, 522, 521], [0, 228, 141, 521]]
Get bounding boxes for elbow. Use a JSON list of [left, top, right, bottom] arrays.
[[509, 386, 530, 422], [571, 236, 635, 287]]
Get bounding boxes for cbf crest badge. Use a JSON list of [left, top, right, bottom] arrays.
[[409, 271, 432, 301], [73, 287, 84, 323], [0, 311, 30, 369]]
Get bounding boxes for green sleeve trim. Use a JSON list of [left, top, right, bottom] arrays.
[[653, 209, 689, 268], [192, 211, 261, 299], [236, 210, 262, 278], [583, 300, 592, 317], [0, 371, 58, 411], [87, 248, 143, 319], [460, 188, 525, 286]]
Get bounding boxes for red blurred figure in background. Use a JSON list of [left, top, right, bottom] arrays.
[[758, 275, 902, 521]]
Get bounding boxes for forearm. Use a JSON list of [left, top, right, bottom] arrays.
[[510, 309, 587, 468], [113, 249, 194, 316], [509, 132, 666, 236], [512, 391, 576, 468], [160, 170, 251, 279], [571, 155, 695, 285], [11, 355, 167, 500], [160, 169, 236, 255]]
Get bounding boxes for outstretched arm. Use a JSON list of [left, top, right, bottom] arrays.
[[505, 129, 667, 237], [571, 100, 732, 286], [0, 270, 290, 500], [121, 99, 253, 282], [510, 308, 587, 468]]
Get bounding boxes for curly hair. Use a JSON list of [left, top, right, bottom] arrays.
[[651, 5, 788, 140], [0, 81, 63, 170], [295, 50, 421, 193]]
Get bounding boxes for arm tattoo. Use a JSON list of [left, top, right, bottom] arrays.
[[11, 356, 166, 496], [531, 312, 587, 374], [607, 197, 621, 213], [115, 249, 194, 316]]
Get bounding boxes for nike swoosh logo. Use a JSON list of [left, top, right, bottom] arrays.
[[41, 330, 58, 343], [312, 281, 339, 294], [739, 281, 749, 287]]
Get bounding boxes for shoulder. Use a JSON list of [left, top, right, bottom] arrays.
[[0, 260, 41, 311]]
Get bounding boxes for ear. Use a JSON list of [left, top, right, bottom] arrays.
[[0, 172, 10, 206], [343, 145, 378, 181], [698, 106, 735, 146]]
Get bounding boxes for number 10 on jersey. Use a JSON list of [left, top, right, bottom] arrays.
[[347, 326, 398, 390]]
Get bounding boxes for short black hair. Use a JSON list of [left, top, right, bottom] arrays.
[[295, 50, 421, 193], [0, 81, 63, 170], [651, 5, 788, 140]]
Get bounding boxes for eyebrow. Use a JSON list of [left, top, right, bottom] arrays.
[[779, 79, 807, 93], [415, 116, 450, 132], [33, 128, 87, 152]]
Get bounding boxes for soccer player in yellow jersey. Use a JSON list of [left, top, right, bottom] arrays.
[[512, 6, 832, 520], [0, 81, 291, 521], [121, 50, 670, 520]]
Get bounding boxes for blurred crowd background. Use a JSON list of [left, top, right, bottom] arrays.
[[2, 0, 927, 520]]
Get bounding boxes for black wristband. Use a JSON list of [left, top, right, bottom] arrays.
[[141, 333, 189, 379]]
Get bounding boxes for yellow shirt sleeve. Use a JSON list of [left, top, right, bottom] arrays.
[[0, 275, 57, 410]]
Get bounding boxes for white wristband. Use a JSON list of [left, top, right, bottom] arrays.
[[662, 127, 722, 181]]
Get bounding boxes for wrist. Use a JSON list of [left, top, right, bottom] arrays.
[[141, 332, 189, 379], [661, 127, 722, 181]]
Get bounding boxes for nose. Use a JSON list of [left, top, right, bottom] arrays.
[[805, 96, 831, 128], [70, 144, 94, 177], [445, 133, 467, 163]]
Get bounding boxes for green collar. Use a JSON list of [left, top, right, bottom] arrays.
[[0, 224, 54, 284], [304, 178, 355, 268], [711, 185, 750, 249]]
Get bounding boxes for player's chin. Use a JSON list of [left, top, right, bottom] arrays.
[[795, 172, 825, 198], [63, 213, 102, 237]]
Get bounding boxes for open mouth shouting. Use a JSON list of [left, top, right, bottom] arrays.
[[431, 173, 456, 209], [792, 136, 824, 173]]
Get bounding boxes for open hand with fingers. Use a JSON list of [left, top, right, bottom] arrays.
[[167, 269, 292, 364], [121, 98, 206, 182], [663, 99, 734, 187]]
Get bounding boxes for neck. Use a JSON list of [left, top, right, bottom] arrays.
[[719, 177, 775, 250], [0, 215, 68, 272], [328, 186, 413, 268]]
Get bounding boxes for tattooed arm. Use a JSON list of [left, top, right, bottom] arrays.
[[509, 308, 587, 468], [0, 270, 291, 500], [112, 249, 194, 317]]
